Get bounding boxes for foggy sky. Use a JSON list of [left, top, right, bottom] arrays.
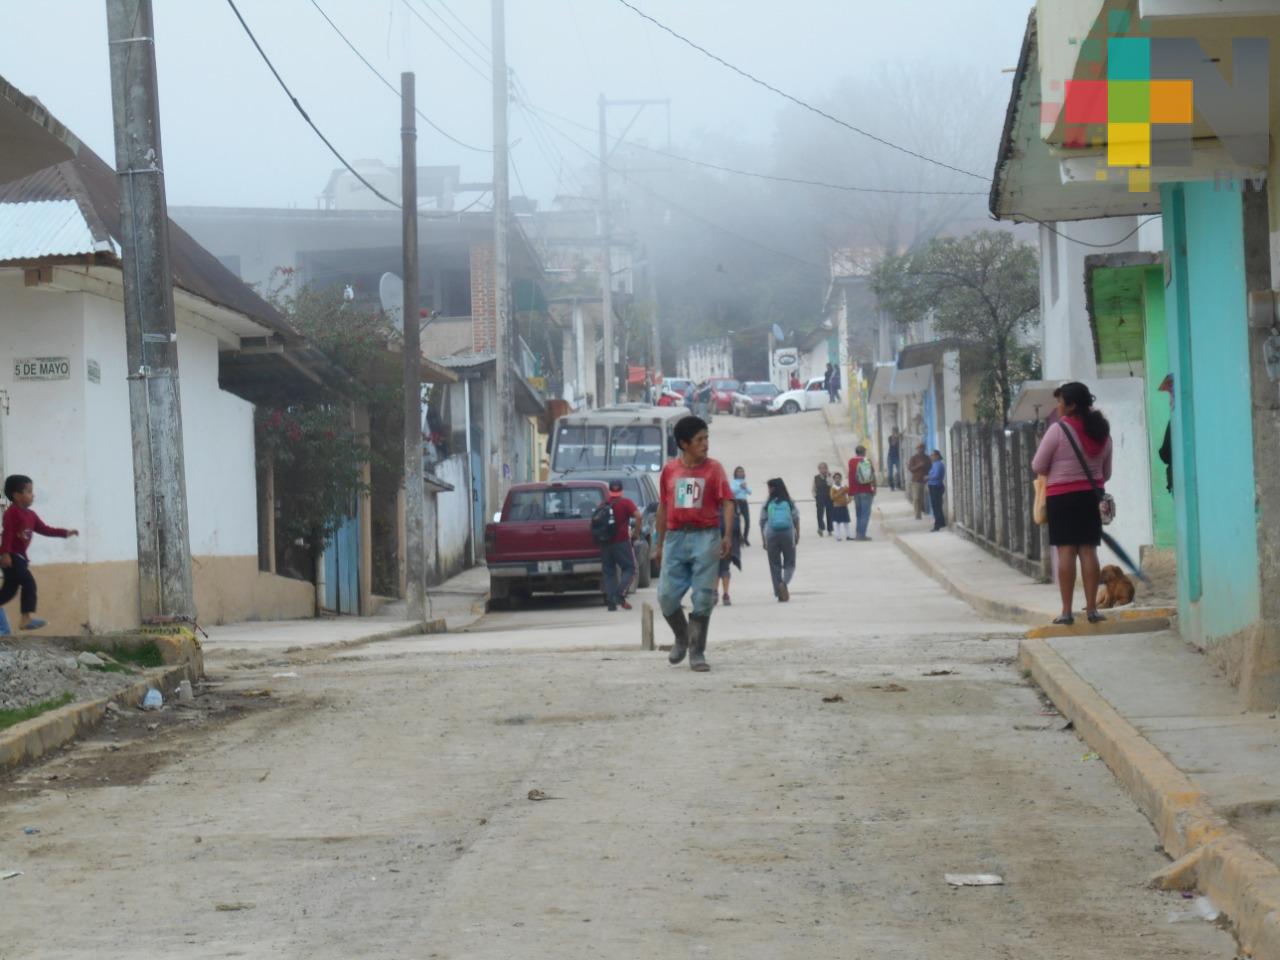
[[1, 0, 1033, 209]]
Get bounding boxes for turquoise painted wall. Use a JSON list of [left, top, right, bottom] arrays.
[[1141, 268, 1176, 549], [1160, 182, 1260, 642]]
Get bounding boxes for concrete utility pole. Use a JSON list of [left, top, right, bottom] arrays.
[[401, 72, 427, 622], [105, 0, 195, 621], [492, 0, 515, 489], [598, 95, 614, 407], [648, 253, 661, 377]]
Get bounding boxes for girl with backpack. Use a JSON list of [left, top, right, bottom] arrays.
[[828, 472, 852, 541], [759, 477, 800, 602]]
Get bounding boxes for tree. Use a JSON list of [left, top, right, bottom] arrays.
[[255, 273, 393, 565], [872, 231, 1040, 425]]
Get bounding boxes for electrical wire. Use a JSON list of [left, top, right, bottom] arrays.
[[399, 0, 491, 82], [610, 0, 990, 183], [225, 0, 401, 209], [429, 0, 492, 56], [532, 108, 828, 273], [414, 0, 491, 68], [1016, 214, 1161, 249], [307, 0, 490, 153], [525, 100, 989, 198]]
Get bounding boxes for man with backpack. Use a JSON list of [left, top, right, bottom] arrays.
[[593, 480, 639, 612], [847, 444, 877, 541]]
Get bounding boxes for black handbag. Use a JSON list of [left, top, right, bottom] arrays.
[[1058, 422, 1115, 525]]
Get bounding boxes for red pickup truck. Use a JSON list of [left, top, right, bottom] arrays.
[[485, 480, 610, 604]]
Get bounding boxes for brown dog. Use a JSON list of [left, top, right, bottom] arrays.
[[1096, 565, 1135, 609]]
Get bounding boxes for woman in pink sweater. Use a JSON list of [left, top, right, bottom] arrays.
[[1031, 382, 1112, 626]]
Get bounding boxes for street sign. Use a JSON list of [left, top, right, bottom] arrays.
[[14, 356, 70, 380], [774, 349, 798, 368]]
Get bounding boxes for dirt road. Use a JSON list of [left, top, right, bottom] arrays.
[[0, 410, 1237, 958]]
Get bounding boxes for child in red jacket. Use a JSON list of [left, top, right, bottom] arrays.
[[0, 474, 77, 631]]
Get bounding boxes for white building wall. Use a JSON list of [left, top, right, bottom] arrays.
[[0, 276, 259, 567], [433, 454, 470, 580], [0, 280, 90, 567], [1092, 378, 1154, 562], [677, 338, 733, 383], [176, 318, 258, 557], [83, 291, 138, 563]]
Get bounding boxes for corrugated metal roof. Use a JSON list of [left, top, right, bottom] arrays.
[[434, 351, 496, 369], [0, 199, 96, 261]]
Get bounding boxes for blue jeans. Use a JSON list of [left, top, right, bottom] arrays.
[[854, 493, 874, 539], [657, 527, 720, 618]]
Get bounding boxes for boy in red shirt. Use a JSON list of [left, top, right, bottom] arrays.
[[847, 444, 878, 541], [654, 416, 734, 672], [0, 474, 78, 631]]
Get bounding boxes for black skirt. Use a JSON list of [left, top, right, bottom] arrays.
[[1046, 490, 1102, 547]]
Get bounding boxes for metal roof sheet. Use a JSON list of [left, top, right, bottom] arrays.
[[0, 199, 97, 261]]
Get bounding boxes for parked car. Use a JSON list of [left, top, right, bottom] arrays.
[[708, 378, 742, 414], [770, 376, 828, 415], [657, 378, 693, 406], [732, 381, 781, 417], [564, 470, 660, 583], [485, 480, 610, 605]]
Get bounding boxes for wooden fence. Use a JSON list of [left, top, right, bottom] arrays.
[[949, 421, 1051, 581]]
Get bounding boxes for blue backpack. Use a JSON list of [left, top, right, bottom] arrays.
[[766, 499, 793, 531]]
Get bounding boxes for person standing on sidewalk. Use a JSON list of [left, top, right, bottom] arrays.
[[730, 466, 753, 547], [847, 445, 877, 541], [597, 479, 639, 612], [926, 450, 947, 531], [654, 415, 734, 672], [828, 364, 842, 403], [1031, 382, 1113, 627], [828, 472, 852, 541], [760, 477, 800, 601], [907, 443, 931, 520], [812, 463, 832, 537], [887, 429, 902, 491]]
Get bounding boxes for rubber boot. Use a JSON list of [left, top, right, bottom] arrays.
[[665, 610, 689, 665], [0, 607, 10, 636], [688, 613, 710, 672]]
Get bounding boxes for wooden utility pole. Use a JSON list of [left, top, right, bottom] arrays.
[[401, 72, 427, 622], [492, 0, 515, 489], [105, 0, 195, 621], [598, 95, 614, 407]]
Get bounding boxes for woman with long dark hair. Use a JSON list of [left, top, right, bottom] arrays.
[[759, 477, 800, 601], [1031, 382, 1113, 625]]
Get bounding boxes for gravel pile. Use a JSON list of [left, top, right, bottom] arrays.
[[0, 644, 141, 713]]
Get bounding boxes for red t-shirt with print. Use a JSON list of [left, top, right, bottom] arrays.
[[659, 457, 732, 530]]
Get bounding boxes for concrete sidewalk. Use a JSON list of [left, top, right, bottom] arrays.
[[1021, 631, 1280, 959], [820, 405, 1173, 636], [201, 565, 489, 659]]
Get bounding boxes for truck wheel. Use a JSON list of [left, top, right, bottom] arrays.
[[783, 400, 800, 415]]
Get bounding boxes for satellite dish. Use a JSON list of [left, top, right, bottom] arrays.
[[771, 323, 785, 342], [379, 272, 404, 324]]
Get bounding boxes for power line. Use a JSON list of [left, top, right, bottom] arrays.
[[1017, 213, 1161, 249], [307, 0, 490, 153], [610, 0, 990, 183], [429, 0, 492, 55], [224, 0, 400, 209], [415, 0, 491, 67], [533, 108, 827, 273], [526, 100, 988, 198], [400, 0, 491, 82]]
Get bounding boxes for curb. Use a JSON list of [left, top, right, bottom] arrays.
[[1020, 638, 1280, 958], [882, 512, 1175, 635], [0, 660, 199, 773]]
